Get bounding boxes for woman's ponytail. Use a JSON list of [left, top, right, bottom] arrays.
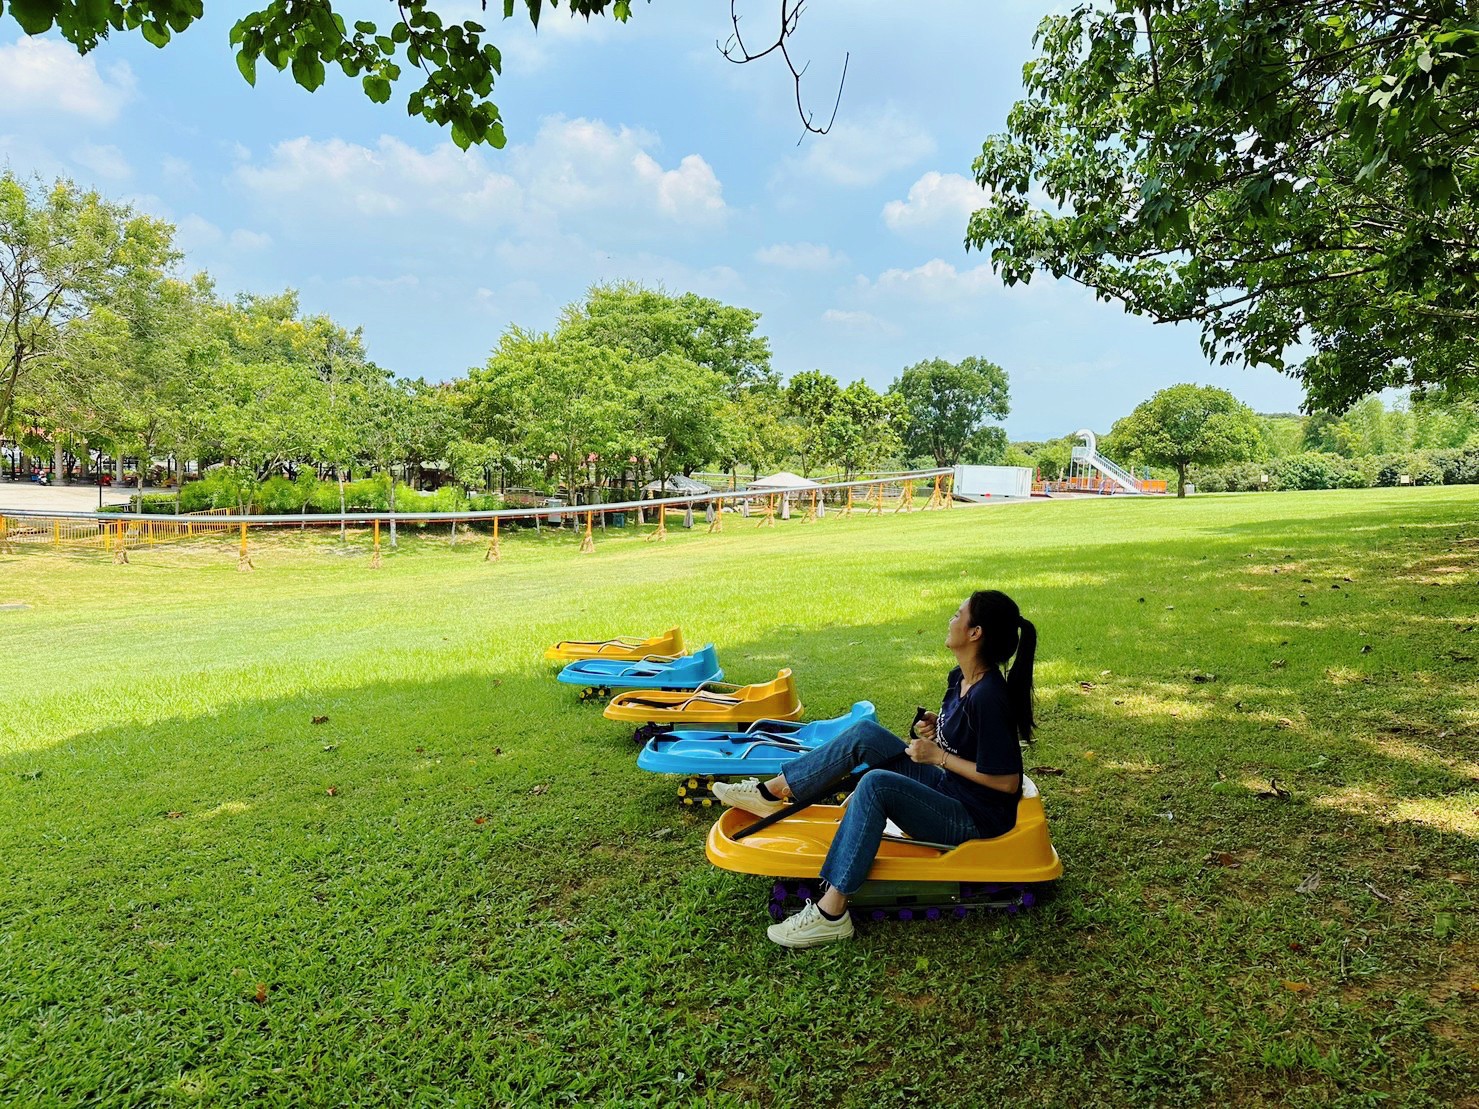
[[1007, 616, 1036, 745], [967, 590, 1037, 745]]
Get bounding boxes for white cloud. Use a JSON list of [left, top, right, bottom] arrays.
[[789, 107, 935, 188], [70, 143, 131, 181], [0, 38, 136, 123], [235, 135, 521, 221], [858, 258, 1001, 301], [229, 229, 272, 251], [754, 242, 846, 270], [883, 172, 990, 232], [234, 117, 725, 232], [821, 308, 900, 336], [174, 214, 223, 252], [161, 156, 196, 190]]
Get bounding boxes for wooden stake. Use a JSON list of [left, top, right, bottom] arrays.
[[114, 520, 129, 565], [370, 518, 381, 569], [485, 516, 501, 562], [236, 520, 252, 572], [579, 511, 595, 554]]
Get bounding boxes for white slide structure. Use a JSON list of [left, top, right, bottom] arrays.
[[1070, 429, 1143, 494]]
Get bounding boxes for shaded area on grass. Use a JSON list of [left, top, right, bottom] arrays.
[[1, 488, 1476, 1105]]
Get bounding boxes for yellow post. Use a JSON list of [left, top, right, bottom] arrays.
[[646, 504, 667, 542], [804, 490, 817, 523], [114, 520, 129, 565], [926, 475, 945, 510], [579, 511, 595, 554], [843, 487, 854, 517], [707, 497, 724, 534], [485, 516, 501, 562], [869, 482, 885, 516], [52, 519, 60, 547], [757, 494, 776, 528], [370, 518, 382, 569], [944, 471, 954, 508], [895, 479, 915, 514], [237, 520, 253, 572], [0, 514, 8, 552]]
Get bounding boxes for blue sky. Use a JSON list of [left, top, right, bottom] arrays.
[[0, 1, 1310, 439]]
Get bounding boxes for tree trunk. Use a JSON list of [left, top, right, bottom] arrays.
[[337, 469, 347, 541], [1176, 463, 1187, 498], [54, 442, 64, 484]]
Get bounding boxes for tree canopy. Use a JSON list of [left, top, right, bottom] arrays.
[[1108, 384, 1262, 496], [2, 1, 636, 150], [969, 1, 1479, 412], [890, 356, 1009, 467]]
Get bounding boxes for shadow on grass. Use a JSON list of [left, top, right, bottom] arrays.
[[2, 491, 1476, 1105]]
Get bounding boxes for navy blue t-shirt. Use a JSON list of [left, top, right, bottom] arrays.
[[933, 667, 1023, 837]]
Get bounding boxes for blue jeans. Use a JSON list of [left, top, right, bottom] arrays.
[[782, 719, 980, 896]]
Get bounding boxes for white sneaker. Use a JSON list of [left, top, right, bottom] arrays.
[[711, 778, 786, 818], [767, 899, 855, 948]]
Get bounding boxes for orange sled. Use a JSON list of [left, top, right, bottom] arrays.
[[603, 669, 803, 741], [544, 627, 685, 663]]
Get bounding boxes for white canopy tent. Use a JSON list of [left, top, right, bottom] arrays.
[[746, 471, 820, 490]]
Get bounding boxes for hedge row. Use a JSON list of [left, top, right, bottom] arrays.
[[1192, 447, 1479, 492], [123, 473, 505, 515]]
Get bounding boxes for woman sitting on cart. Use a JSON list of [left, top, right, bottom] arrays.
[[713, 589, 1036, 948]]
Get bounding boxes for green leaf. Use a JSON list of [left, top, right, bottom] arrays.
[[140, 20, 171, 47], [390, 21, 409, 44], [7, 0, 57, 35], [291, 54, 326, 93], [236, 50, 258, 87], [362, 75, 392, 104], [1434, 911, 1454, 938], [354, 20, 377, 34]]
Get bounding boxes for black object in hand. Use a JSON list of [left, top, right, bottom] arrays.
[[911, 705, 930, 737]]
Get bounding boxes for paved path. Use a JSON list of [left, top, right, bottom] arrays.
[[0, 481, 136, 513]]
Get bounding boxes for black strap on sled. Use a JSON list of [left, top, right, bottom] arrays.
[[732, 771, 864, 842]]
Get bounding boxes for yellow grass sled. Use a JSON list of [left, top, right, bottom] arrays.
[[544, 627, 685, 663], [603, 669, 803, 742], [705, 776, 1062, 921]]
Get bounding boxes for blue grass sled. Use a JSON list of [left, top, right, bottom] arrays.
[[637, 701, 875, 804], [558, 643, 722, 700]]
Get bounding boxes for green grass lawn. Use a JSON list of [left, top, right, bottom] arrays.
[[1, 489, 1476, 1107]]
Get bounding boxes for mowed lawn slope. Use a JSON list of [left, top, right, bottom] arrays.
[[1, 488, 1475, 1107]]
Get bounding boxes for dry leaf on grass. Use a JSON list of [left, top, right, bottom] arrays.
[[252, 983, 268, 1005], [1257, 778, 1293, 800], [473, 816, 486, 825], [311, 715, 329, 725], [1296, 874, 1322, 894], [530, 784, 549, 795], [1028, 766, 1065, 776], [325, 786, 339, 797], [166, 811, 184, 819], [1206, 851, 1241, 868], [1282, 980, 1312, 994]]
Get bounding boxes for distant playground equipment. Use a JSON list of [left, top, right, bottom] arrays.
[[706, 776, 1063, 922], [603, 669, 804, 743], [1041, 430, 1167, 495], [558, 644, 723, 702], [544, 627, 685, 663], [636, 701, 877, 806]]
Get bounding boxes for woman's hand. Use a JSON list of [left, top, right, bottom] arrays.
[[911, 711, 939, 739], [906, 737, 947, 767]]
